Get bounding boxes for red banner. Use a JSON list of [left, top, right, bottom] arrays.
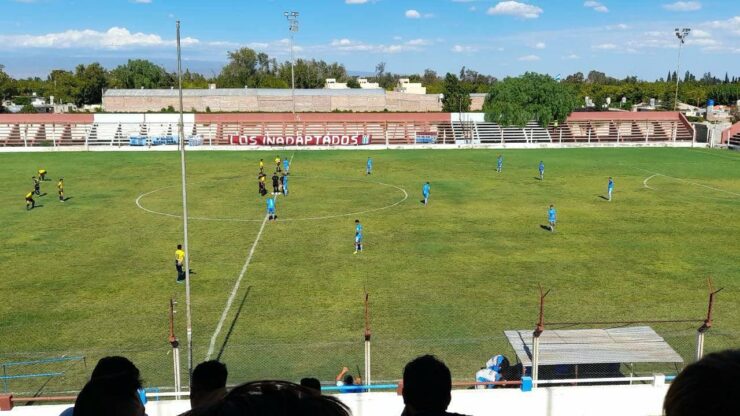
[[229, 135, 372, 146]]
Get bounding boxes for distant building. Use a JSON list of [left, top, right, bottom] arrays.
[[358, 78, 380, 89], [395, 78, 426, 95], [324, 78, 348, 89]]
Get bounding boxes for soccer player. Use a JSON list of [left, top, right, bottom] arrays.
[[271, 172, 280, 194], [548, 204, 557, 232], [175, 244, 186, 283], [32, 176, 40, 195], [497, 155, 503, 173], [274, 156, 281, 173], [266, 196, 276, 220], [607, 177, 614, 201], [258, 173, 267, 196], [354, 219, 363, 254], [539, 161, 545, 180], [38, 169, 48, 181], [259, 159, 264, 174], [25, 191, 35, 210], [366, 157, 373, 175], [281, 173, 288, 196], [422, 182, 431, 206], [57, 178, 65, 202], [283, 157, 290, 174]]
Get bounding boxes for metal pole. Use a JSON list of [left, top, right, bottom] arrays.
[[673, 28, 690, 111], [291, 31, 295, 114], [364, 292, 371, 387], [176, 20, 194, 387]]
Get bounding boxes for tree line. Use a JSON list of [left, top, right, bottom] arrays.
[[1, 48, 738, 116]]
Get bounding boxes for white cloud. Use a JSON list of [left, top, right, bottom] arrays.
[[328, 38, 428, 54], [704, 16, 740, 36], [0, 27, 199, 50], [534, 42, 546, 49], [606, 23, 629, 30], [518, 54, 540, 61], [563, 53, 580, 59], [691, 29, 711, 38], [584, 1, 608, 13], [345, 0, 368, 4], [594, 43, 618, 49], [132, 0, 152, 3], [662, 1, 701, 11], [451, 44, 478, 53], [487, 1, 543, 19], [405, 9, 421, 19]]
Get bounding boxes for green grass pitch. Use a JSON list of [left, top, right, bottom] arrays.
[[0, 147, 738, 393]]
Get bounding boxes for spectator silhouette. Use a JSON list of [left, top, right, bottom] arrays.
[[60, 356, 144, 416], [664, 349, 740, 416], [300, 377, 322, 395], [401, 355, 469, 416], [186, 380, 350, 416], [191, 361, 228, 409]]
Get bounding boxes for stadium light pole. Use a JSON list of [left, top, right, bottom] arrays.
[[673, 28, 690, 111], [176, 20, 194, 388], [285, 11, 299, 114]]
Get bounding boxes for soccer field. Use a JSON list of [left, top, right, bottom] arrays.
[[1, 147, 739, 394]]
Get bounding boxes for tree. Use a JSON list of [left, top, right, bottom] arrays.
[[564, 72, 585, 84], [483, 72, 579, 128], [109, 59, 174, 89], [346, 78, 361, 89], [47, 69, 79, 104], [0, 64, 17, 100], [218, 48, 259, 87], [74, 63, 108, 105], [20, 103, 36, 113], [441, 73, 471, 113]]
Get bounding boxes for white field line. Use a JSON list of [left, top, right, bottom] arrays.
[[135, 177, 408, 223], [641, 170, 740, 197], [205, 153, 294, 360]]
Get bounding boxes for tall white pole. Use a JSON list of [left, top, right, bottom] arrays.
[[673, 41, 683, 111], [176, 20, 194, 387], [291, 31, 295, 114]]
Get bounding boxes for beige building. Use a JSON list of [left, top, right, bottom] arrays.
[[102, 88, 486, 113], [395, 78, 426, 94]]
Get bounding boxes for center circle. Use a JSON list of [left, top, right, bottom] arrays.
[[136, 175, 408, 222]]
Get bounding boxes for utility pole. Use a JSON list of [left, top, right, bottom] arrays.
[[176, 20, 194, 387], [284, 11, 299, 114], [673, 28, 690, 111]]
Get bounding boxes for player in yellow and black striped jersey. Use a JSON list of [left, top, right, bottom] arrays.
[[25, 191, 35, 210], [58, 178, 65, 202]]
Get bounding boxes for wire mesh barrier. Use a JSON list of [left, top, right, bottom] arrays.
[[0, 283, 729, 397]]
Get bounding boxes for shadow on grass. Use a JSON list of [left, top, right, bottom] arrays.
[[216, 285, 252, 361], [534, 177, 542, 181], [540, 224, 552, 232], [598, 195, 609, 201], [63, 197, 73, 202]]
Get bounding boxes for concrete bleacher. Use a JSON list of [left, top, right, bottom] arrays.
[[0, 112, 696, 149]]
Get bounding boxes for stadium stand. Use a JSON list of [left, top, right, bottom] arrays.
[[0, 111, 695, 148], [721, 122, 740, 148]]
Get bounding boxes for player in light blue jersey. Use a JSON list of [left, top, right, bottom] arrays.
[[497, 155, 503, 173], [548, 204, 556, 232], [366, 157, 373, 175], [354, 219, 363, 254], [283, 157, 290, 174], [539, 161, 545, 180], [281, 173, 288, 196], [267, 196, 276, 221], [607, 177, 614, 201], [422, 182, 431, 206]]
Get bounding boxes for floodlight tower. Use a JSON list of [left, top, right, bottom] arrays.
[[673, 28, 690, 111], [285, 11, 299, 114]]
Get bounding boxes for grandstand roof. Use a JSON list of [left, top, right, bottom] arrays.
[[103, 88, 387, 97], [504, 326, 684, 366]]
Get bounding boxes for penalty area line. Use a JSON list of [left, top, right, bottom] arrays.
[[205, 153, 294, 360]]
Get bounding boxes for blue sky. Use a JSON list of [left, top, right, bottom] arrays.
[[1, 0, 738, 79]]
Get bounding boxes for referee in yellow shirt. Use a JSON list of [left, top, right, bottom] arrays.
[[25, 191, 35, 210], [175, 244, 186, 283]]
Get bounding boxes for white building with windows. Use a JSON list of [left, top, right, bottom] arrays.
[[395, 78, 426, 94]]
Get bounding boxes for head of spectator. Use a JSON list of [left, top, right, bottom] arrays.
[[664, 349, 740, 416], [74, 376, 146, 416], [188, 380, 350, 416], [300, 377, 322, 395], [402, 355, 452, 416], [90, 356, 142, 388], [191, 360, 228, 409]]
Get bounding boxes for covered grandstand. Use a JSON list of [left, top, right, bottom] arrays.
[[0, 111, 695, 148]]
